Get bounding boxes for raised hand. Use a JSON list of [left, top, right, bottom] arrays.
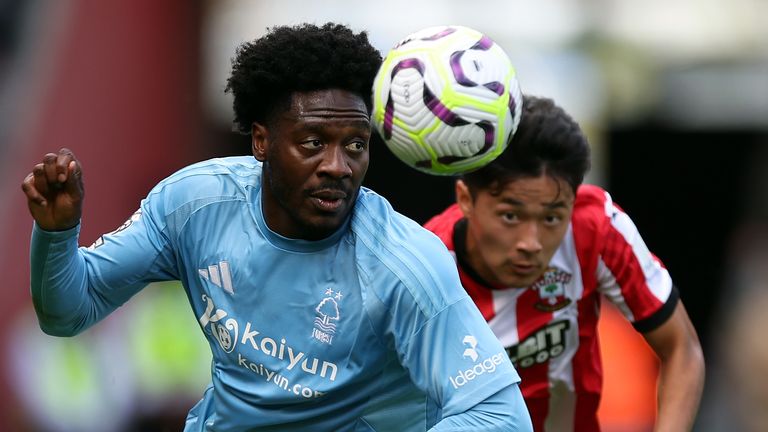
[[21, 148, 85, 231]]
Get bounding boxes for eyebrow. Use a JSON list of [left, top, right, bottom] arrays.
[[298, 118, 372, 130], [500, 197, 570, 209]]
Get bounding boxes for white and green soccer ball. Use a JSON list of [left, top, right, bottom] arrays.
[[372, 25, 523, 176]]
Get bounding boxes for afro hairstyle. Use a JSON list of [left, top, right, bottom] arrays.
[[225, 22, 382, 134]]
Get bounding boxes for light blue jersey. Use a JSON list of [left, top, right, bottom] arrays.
[[30, 157, 531, 431]]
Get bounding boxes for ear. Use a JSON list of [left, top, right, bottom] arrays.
[[251, 122, 268, 161], [455, 179, 474, 218]]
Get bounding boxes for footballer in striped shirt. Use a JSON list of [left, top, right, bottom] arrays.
[[425, 95, 705, 432]]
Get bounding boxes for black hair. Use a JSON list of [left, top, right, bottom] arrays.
[[461, 95, 591, 196], [224, 22, 382, 134]]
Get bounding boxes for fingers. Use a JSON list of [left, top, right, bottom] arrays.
[[64, 159, 84, 199], [21, 172, 47, 206], [40, 148, 75, 183], [32, 163, 50, 196], [22, 148, 84, 203], [56, 149, 76, 183], [22, 148, 84, 230]]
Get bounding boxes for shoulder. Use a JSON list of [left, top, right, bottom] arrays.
[[147, 156, 260, 206], [423, 203, 462, 248], [573, 184, 634, 228], [568, 184, 621, 264], [571, 184, 647, 263], [353, 189, 453, 267], [141, 156, 261, 231], [574, 184, 610, 210], [571, 184, 613, 232], [155, 156, 260, 193], [351, 189, 466, 316]]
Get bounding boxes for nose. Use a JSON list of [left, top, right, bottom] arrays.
[[515, 222, 543, 255], [319, 145, 352, 178]]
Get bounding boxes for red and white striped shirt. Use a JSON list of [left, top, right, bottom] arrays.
[[425, 184, 677, 432]]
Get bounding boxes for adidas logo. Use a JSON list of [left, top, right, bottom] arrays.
[[199, 261, 234, 294]]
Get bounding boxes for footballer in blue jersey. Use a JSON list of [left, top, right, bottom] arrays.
[[22, 23, 532, 431]]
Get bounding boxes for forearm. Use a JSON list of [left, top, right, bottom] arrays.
[[654, 341, 705, 432], [429, 384, 533, 432], [30, 223, 96, 336]]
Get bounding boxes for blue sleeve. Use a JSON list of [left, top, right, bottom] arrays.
[[402, 295, 521, 418], [430, 384, 532, 431], [30, 192, 178, 336], [369, 223, 526, 427]]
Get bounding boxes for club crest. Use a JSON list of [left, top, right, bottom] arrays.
[[531, 268, 572, 312], [312, 288, 343, 345]]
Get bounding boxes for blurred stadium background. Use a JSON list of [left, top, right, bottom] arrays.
[[1, 1, 766, 430]]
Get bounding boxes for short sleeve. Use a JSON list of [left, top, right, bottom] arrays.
[[406, 295, 521, 417], [593, 190, 676, 330]]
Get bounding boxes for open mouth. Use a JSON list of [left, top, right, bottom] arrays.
[[309, 189, 347, 212], [311, 196, 344, 211]]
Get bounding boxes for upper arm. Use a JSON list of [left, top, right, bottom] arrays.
[[367, 231, 520, 418], [642, 301, 702, 362], [592, 194, 674, 325], [29, 197, 177, 336], [84, 196, 178, 288]]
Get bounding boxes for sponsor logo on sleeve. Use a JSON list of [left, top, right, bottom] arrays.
[[462, 335, 478, 361], [449, 335, 507, 389]]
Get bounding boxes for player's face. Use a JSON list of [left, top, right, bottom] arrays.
[[457, 175, 575, 288], [252, 89, 371, 240]]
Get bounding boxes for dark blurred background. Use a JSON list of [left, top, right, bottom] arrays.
[[1, 1, 766, 431]]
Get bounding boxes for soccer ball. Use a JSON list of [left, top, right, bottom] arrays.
[[372, 25, 523, 175]]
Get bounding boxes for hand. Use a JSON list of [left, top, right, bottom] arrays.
[[21, 148, 85, 231]]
